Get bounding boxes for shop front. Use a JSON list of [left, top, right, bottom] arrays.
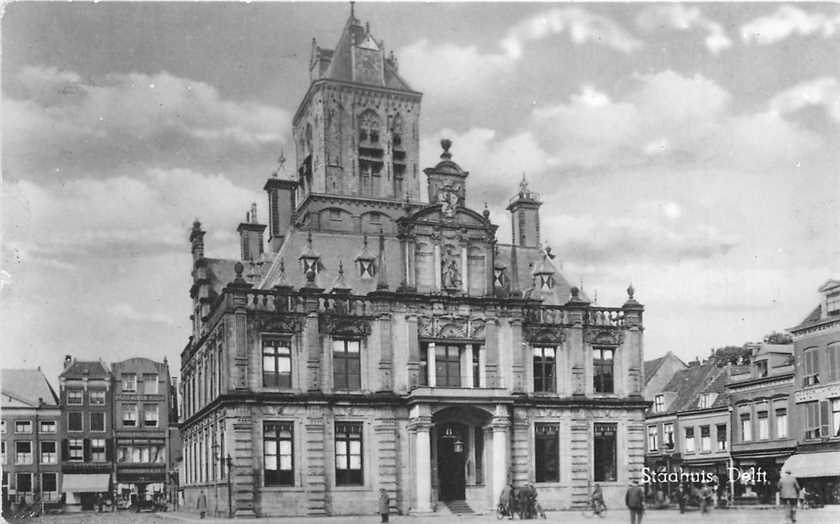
[[62, 474, 111, 512], [782, 451, 840, 505]]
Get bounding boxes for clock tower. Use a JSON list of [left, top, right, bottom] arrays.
[[290, 7, 422, 232]]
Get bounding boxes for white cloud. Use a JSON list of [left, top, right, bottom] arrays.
[[741, 6, 840, 45], [769, 77, 840, 123], [3, 66, 290, 179], [399, 7, 639, 98], [636, 4, 733, 54], [502, 7, 643, 58]]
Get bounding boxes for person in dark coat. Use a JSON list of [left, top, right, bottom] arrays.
[[378, 489, 390, 523], [625, 480, 645, 524], [196, 490, 207, 519], [778, 470, 800, 523]]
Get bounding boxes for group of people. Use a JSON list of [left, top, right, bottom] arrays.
[[498, 482, 546, 519]]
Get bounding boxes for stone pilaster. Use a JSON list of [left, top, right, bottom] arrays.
[[408, 412, 433, 513], [484, 318, 499, 388]]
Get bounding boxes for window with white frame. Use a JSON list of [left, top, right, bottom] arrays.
[[15, 421, 31, 434], [89, 390, 106, 405], [716, 424, 728, 450], [647, 425, 659, 451], [143, 405, 158, 427], [654, 395, 665, 413], [533, 346, 556, 393], [143, 374, 158, 394], [263, 338, 292, 388], [534, 423, 560, 482], [664, 423, 674, 449], [684, 427, 695, 452], [67, 388, 83, 405], [90, 412, 105, 432], [264, 421, 294, 486], [40, 421, 56, 433], [42, 473, 58, 500], [16, 473, 31, 493], [68, 439, 83, 461], [41, 441, 57, 464], [741, 413, 752, 441], [803, 348, 821, 386], [758, 411, 769, 439], [122, 404, 137, 427], [122, 374, 137, 392], [700, 425, 711, 451], [91, 439, 106, 462], [15, 442, 32, 464], [335, 422, 363, 485], [776, 408, 788, 438]]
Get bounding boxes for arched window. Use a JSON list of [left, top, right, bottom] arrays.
[[358, 110, 383, 196], [391, 114, 406, 198]]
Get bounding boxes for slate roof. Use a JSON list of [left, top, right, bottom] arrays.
[[790, 304, 824, 331], [657, 363, 723, 415], [1, 369, 60, 407], [644, 356, 665, 385], [318, 14, 415, 92], [681, 367, 730, 411], [59, 360, 110, 379]]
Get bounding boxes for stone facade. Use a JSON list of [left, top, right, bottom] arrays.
[[178, 9, 646, 518]]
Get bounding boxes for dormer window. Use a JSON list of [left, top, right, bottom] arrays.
[[698, 392, 718, 409], [538, 274, 555, 290], [359, 260, 375, 279], [828, 291, 840, 316], [493, 268, 506, 288], [653, 394, 665, 413]]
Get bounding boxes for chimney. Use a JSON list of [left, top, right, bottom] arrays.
[[264, 174, 298, 253], [237, 202, 267, 261]]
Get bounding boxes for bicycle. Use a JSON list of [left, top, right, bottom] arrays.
[[582, 498, 607, 518]]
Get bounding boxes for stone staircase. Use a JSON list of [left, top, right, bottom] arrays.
[[444, 500, 475, 514]]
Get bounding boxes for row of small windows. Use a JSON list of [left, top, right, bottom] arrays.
[[67, 412, 106, 432], [66, 389, 106, 406], [801, 399, 840, 440], [2, 441, 56, 464], [739, 407, 788, 441], [2, 472, 60, 500], [1, 439, 113, 464], [647, 423, 728, 453], [802, 345, 840, 386], [2, 420, 57, 434]]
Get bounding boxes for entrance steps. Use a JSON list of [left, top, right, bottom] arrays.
[[443, 500, 474, 514]]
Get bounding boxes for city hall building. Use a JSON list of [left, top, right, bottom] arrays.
[[179, 10, 646, 517]]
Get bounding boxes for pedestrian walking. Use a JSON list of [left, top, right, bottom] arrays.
[[378, 488, 390, 523], [197, 489, 208, 519], [778, 470, 800, 523], [700, 483, 712, 514], [625, 479, 645, 524]]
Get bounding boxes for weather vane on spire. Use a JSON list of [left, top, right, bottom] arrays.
[[273, 149, 286, 178]]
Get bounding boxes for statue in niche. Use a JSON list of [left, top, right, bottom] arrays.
[[442, 258, 461, 290]]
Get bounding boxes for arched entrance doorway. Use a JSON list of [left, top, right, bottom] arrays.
[[432, 406, 492, 503]]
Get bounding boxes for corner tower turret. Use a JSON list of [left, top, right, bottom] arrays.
[[507, 174, 542, 248], [292, 6, 422, 222]]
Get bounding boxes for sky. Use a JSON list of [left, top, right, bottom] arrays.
[[2, 2, 839, 384]]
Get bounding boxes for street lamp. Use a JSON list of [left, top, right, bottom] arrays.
[[214, 444, 234, 518]]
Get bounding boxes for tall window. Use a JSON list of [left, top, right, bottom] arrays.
[[15, 442, 32, 464], [593, 348, 614, 393], [716, 424, 728, 450], [475, 427, 484, 484], [435, 345, 462, 388], [776, 408, 788, 438], [684, 427, 695, 452], [1, 442, 5, 464], [593, 423, 617, 482], [263, 338, 292, 388], [653, 395, 665, 413], [144, 405, 159, 427], [804, 402, 821, 440], [90, 412, 105, 432], [91, 439, 106, 462], [16, 473, 31, 493], [803, 349, 820, 386], [89, 390, 105, 405], [68, 439, 83, 461], [827, 292, 840, 316], [335, 422, 363, 485], [42, 473, 58, 500], [333, 340, 362, 390], [741, 413, 752, 441], [535, 423, 559, 482], [533, 347, 556, 393], [41, 441, 57, 464], [143, 374, 158, 394], [122, 374, 137, 392], [647, 425, 659, 451], [67, 388, 83, 405], [663, 423, 674, 449], [827, 345, 840, 382], [700, 425, 711, 451], [264, 422, 294, 486], [123, 404, 137, 427], [833, 400, 840, 437], [758, 411, 769, 439], [68, 412, 83, 432], [15, 421, 31, 434]]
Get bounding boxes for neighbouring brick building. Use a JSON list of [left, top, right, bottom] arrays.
[[726, 340, 796, 503], [111, 357, 173, 507], [1, 369, 62, 514], [785, 279, 840, 504], [58, 358, 113, 511], [178, 8, 646, 518]]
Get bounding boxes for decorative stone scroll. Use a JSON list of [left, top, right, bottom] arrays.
[[417, 316, 486, 340], [524, 325, 566, 345], [319, 315, 371, 337], [583, 328, 625, 346], [254, 316, 302, 334]]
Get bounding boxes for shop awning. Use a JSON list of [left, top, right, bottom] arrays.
[[781, 452, 840, 478], [62, 474, 110, 492]]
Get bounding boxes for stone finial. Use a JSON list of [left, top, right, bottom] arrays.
[[440, 138, 453, 160], [627, 283, 635, 300], [483, 202, 490, 219], [234, 261, 245, 283], [570, 286, 580, 300]]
